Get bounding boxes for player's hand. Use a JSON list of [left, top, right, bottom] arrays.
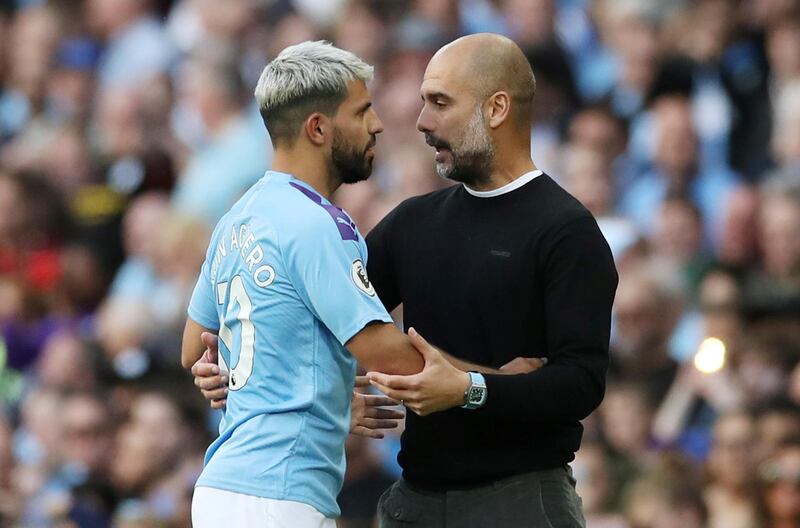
[[192, 332, 228, 410], [350, 376, 405, 438], [499, 356, 547, 374], [366, 328, 471, 417]]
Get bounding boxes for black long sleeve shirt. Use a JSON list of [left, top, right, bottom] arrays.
[[366, 173, 618, 489]]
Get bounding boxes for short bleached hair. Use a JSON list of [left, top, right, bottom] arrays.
[[254, 41, 374, 145]]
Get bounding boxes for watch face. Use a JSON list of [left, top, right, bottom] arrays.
[[469, 387, 484, 403]]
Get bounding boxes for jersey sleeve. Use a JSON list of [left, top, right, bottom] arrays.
[[187, 257, 220, 331], [282, 214, 393, 346]]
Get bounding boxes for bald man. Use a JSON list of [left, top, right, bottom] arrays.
[[194, 34, 616, 527], [363, 34, 617, 527]]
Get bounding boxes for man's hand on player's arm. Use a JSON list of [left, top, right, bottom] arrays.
[[366, 328, 470, 416], [367, 328, 547, 416], [345, 321, 425, 375], [191, 333, 406, 437]]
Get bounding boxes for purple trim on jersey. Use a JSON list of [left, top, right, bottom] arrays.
[[289, 181, 358, 241]]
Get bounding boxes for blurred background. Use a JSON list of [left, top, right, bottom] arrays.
[[1, 0, 800, 526]]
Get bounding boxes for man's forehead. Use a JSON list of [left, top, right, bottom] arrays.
[[419, 76, 446, 96], [423, 51, 458, 80], [421, 51, 471, 96]]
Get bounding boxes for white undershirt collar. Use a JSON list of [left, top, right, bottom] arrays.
[[462, 170, 543, 198]]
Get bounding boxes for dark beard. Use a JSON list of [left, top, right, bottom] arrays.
[[331, 129, 374, 185]]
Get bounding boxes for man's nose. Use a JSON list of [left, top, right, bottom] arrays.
[[416, 105, 433, 133]]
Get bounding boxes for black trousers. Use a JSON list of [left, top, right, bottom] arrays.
[[377, 466, 585, 528]]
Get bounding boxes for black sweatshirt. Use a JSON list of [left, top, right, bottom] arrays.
[[366, 173, 618, 489]]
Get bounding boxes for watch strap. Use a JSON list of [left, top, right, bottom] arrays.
[[462, 371, 487, 409]]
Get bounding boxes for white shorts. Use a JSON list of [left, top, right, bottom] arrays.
[[191, 486, 336, 528]]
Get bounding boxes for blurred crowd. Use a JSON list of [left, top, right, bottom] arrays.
[[1, 0, 800, 527]]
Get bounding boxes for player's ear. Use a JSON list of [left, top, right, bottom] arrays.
[[304, 113, 328, 146]]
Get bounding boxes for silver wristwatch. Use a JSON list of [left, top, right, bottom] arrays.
[[462, 371, 487, 409]]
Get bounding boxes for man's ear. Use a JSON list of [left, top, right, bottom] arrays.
[[304, 113, 328, 146], [486, 91, 511, 129]]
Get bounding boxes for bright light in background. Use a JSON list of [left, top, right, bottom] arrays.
[[694, 337, 726, 374]]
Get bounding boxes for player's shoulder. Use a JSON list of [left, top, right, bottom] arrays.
[[206, 175, 308, 242], [229, 173, 352, 235], [277, 180, 361, 246]]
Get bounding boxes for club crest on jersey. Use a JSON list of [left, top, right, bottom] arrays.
[[351, 259, 375, 296]]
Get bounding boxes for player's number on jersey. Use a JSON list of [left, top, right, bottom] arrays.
[[216, 275, 255, 390]]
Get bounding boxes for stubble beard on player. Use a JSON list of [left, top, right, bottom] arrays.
[[331, 128, 375, 185], [428, 106, 495, 188]]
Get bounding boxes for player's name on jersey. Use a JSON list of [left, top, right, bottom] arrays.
[[211, 222, 275, 289]]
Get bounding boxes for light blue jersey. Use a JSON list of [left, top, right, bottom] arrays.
[[187, 171, 392, 517]]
